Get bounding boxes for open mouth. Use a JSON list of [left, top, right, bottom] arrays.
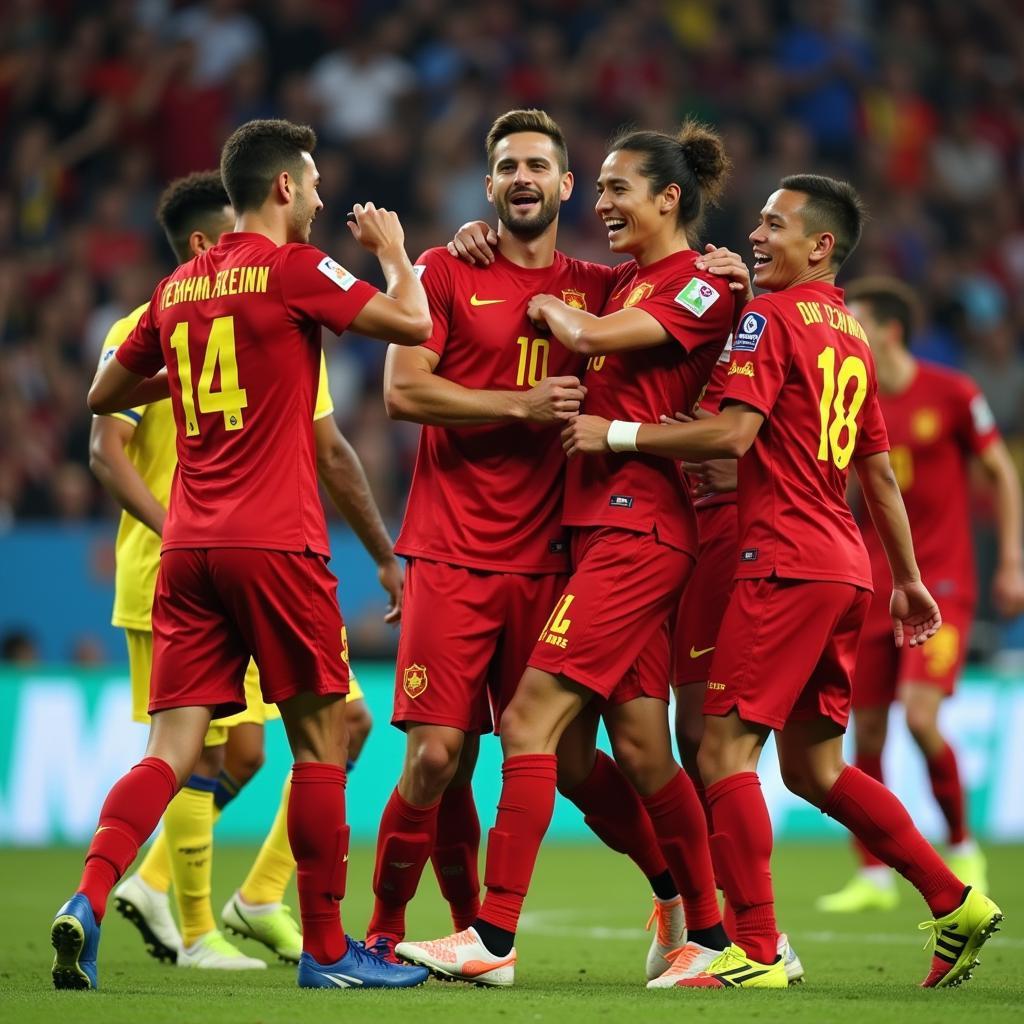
[[753, 251, 772, 270], [604, 218, 627, 237], [510, 192, 541, 211]]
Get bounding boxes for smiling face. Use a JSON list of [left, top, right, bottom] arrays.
[[594, 148, 678, 257], [487, 132, 571, 240], [287, 151, 323, 244], [748, 188, 834, 291]]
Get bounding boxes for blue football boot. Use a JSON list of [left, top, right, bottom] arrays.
[[298, 936, 429, 989], [51, 893, 100, 990]]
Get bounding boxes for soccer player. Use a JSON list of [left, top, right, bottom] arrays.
[[397, 122, 736, 987], [88, 171, 400, 968], [50, 118, 431, 991], [818, 277, 1024, 912], [367, 110, 688, 977], [560, 174, 1003, 989]]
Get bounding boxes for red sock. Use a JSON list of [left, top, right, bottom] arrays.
[[853, 751, 886, 867], [79, 757, 178, 921], [566, 751, 669, 880], [823, 766, 963, 916], [926, 743, 968, 846], [288, 762, 349, 964], [641, 770, 721, 930], [705, 772, 777, 964], [478, 754, 557, 934], [431, 784, 480, 931], [722, 898, 738, 940], [367, 788, 439, 939]]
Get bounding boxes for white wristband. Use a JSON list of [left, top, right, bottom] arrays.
[[607, 420, 641, 453]]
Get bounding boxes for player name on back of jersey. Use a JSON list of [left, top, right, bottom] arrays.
[[161, 265, 271, 309], [793, 297, 867, 341]]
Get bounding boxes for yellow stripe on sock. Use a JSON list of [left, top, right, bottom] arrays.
[[239, 776, 295, 906]]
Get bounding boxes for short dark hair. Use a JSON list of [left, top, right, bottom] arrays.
[[155, 171, 231, 263], [609, 119, 730, 239], [844, 276, 920, 348], [779, 174, 866, 268], [486, 109, 568, 174], [220, 119, 317, 214]]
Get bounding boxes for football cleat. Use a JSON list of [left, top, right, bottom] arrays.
[[777, 932, 805, 984], [919, 887, 1003, 988], [364, 932, 401, 964], [177, 929, 267, 970], [396, 927, 516, 987], [947, 846, 988, 895], [113, 873, 181, 964], [222, 892, 302, 963], [645, 894, 686, 980], [816, 872, 899, 913], [672, 943, 788, 989], [646, 940, 720, 988], [51, 893, 100, 990], [298, 937, 430, 989]]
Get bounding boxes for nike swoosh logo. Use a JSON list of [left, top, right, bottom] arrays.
[[462, 954, 516, 977], [321, 972, 364, 987], [469, 294, 505, 306], [689, 645, 715, 658]]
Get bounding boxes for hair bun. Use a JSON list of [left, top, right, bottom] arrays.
[[677, 120, 730, 205]]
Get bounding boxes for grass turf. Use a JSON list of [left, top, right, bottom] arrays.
[[2, 842, 1018, 1023]]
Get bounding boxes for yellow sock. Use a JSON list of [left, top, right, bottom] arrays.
[[163, 780, 216, 947], [239, 776, 295, 906], [136, 829, 173, 894]]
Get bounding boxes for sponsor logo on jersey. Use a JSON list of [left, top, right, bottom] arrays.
[[674, 277, 720, 317], [469, 293, 505, 306], [912, 407, 941, 443], [609, 494, 634, 508], [728, 359, 755, 378], [317, 256, 357, 291], [740, 547, 759, 562], [689, 645, 715, 659], [402, 663, 428, 699], [562, 289, 587, 310], [622, 281, 654, 308], [708, 680, 726, 691], [733, 312, 767, 352]]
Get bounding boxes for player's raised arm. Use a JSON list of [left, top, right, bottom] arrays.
[[346, 203, 432, 345]]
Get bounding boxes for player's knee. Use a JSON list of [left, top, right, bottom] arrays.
[[903, 705, 940, 747], [675, 719, 704, 778], [229, 748, 266, 786], [407, 734, 461, 791]]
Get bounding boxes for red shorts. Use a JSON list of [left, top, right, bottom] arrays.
[[529, 527, 693, 703], [673, 502, 737, 687], [852, 595, 972, 707], [392, 558, 566, 734], [149, 548, 349, 718], [705, 578, 870, 731]]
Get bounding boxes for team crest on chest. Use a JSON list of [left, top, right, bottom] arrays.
[[562, 289, 587, 310], [403, 663, 429, 699], [623, 281, 654, 308], [912, 408, 940, 442]]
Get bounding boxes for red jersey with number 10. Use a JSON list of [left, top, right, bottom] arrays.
[[116, 231, 377, 556], [395, 247, 616, 574], [721, 281, 889, 589]]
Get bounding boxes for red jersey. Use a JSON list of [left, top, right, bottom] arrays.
[[863, 361, 998, 605], [563, 249, 737, 553], [116, 231, 377, 556], [693, 345, 737, 511], [722, 281, 889, 589], [395, 247, 616, 574]]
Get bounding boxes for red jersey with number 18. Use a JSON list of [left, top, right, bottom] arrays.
[[116, 231, 377, 556], [562, 248, 737, 554], [395, 247, 617, 574], [721, 281, 889, 589]]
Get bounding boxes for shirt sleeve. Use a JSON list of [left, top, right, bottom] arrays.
[[854, 385, 890, 457], [280, 245, 379, 336], [116, 291, 166, 379], [98, 304, 150, 424], [633, 272, 731, 354], [313, 350, 334, 421], [719, 298, 788, 418], [955, 376, 1000, 455], [416, 249, 453, 359]]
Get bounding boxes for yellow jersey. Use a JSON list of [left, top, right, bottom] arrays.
[[99, 307, 336, 629]]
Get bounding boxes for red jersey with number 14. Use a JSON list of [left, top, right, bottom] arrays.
[[721, 281, 889, 589], [563, 248, 737, 554], [395, 247, 616, 574], [116, 231, 377, 556]]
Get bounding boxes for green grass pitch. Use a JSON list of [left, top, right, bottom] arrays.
[[2, 842, 1019, 1023]]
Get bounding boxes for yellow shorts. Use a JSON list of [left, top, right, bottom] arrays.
[[125, 629, 364, 746]]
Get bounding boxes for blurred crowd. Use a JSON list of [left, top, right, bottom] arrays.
[[1, 0, 1023, 635]]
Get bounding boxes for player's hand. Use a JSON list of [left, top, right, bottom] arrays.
[[683, 458, 738, 497], [992, 561, 1024, 618], [520, 375, 586, 423], [377, 556, 404, 625], [447, 220, 497, 265], [562, 414, 612, 456], [890, 581, 942, 648], [348, 202, 405, 256], [695, 243, 754, 302], [526, 293, 559, 330]]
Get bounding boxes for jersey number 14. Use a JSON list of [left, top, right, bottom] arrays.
[[169, 316, 248, 437]]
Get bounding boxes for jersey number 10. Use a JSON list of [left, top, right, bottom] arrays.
[[169, 316, 248, 437], [816, 346, 867, 470]]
